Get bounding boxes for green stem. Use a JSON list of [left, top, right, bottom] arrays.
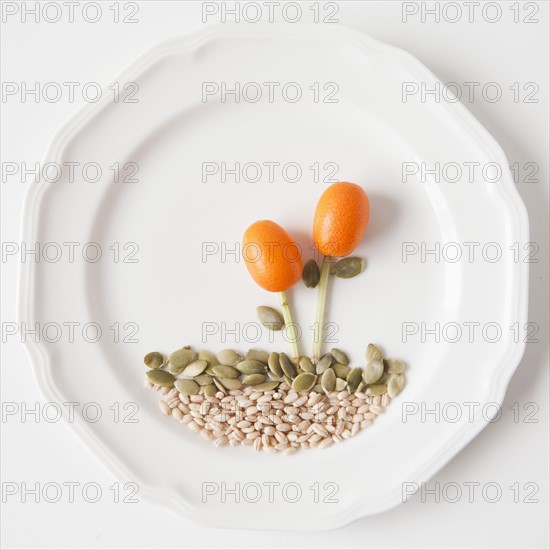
[[278, 290, 299, 361], [313, 255, 331, 361]]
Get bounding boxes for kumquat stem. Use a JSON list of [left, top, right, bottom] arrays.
[[313, 255, 331, 361]]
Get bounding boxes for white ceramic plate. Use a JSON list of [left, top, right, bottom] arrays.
[[19, 25, 528, 530]]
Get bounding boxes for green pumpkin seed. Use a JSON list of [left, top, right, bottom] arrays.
[[375, 372, 388, 385], [283, 375, 293, 387], [335, 378, 347, 391], [366, 343, 382, 362], [333, 363, 351, 379], [245, 348, 269, 364], [253, 381, 280, 392], [146, 369, 175, 387], [312, 384, 324, 393], [219, 377, 242, 390], [169, 348, 196, 368], [144, 352, 164, 369], [367, 383, 387, 396], [213, 378, 227, 395], [321, 368, 336, 393], [256, 306, 285, 331], [298, 356, 316, 374], [331, 257, 365, 278], [182, 360, 208, 377], [194, 374, 214, 386], [243, 374, 266, 386], [236, 360, 267, 375], [331, 348, 349, 365], [387, 374, 405, 398], [203, 384, 217, 397], [217, 349, 242, 366], [363, 359, 384, 384], [357, 381, 367, 392], [197, 350, 219, 367], [279, 353, 296, 379], [212, 365, 240, 379], [292, 372, 316, 392], [268, 352, 282, 377], [302, 259, 321, 288], [385, 358, 405, 374], [175, 379, 199, 395], [315, 353, 333, 375], [347, 367, 363, 392]]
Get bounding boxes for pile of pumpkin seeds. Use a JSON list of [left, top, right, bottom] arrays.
[[144, 344, 405, 399], [144, 345, 406, 453]]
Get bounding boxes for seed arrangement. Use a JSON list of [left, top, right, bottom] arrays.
[[143, 182, 407, 453], [145, 345, 405, 453]]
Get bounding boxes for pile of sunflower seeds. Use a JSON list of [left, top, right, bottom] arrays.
[[143, 345, 406, 453]]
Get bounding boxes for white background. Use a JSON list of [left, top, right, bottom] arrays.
[[1, 1, 548, 548]]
